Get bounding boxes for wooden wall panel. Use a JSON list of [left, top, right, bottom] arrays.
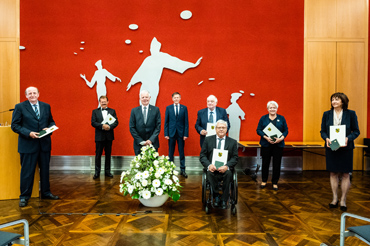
[[305, 0, 337, 38], [337, 0, 367, 38], [0, 0, 17, 38]]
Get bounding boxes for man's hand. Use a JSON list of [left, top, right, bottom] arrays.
[[217, 165, 228, 173], [165, 136, 170, 140], [183, 136, 188, 141], [200, 129, 207, 136], [29, 131, 39, 139], [102, 124, 110, 130], [145, 140, 152, 146], [208, 164, 217, 172]]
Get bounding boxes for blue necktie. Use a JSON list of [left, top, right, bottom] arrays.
[[209, 111, 214, 123], [175, 105, 178, 118], [217, 138, 223, 149], [33, 105, 40, 119], [143, 106, 147, 124]]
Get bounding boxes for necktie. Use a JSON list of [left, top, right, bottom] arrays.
[[217, 138, 223, 149], [143, 106, 147, 124], [33, 105, 40, 119], [175, 105, 178, 118], [209, 111, 214, 123]]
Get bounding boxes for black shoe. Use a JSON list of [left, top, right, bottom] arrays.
[[19, 198, 28, 207], [221, 200, 227, 209], [93, 174, 99, 179], [340, 205, 347, 212], [329, 201, 339, 208], [105, 173, 113, 178], [180, 171, 188, 178], [214, 196, 220, 207], [41, 194, 59, 200], [272, 184, 278, 191]]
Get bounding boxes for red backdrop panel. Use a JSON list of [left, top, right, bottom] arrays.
[[20, 0, 304, 156]]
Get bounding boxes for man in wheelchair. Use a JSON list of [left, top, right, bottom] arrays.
[[200, 120, 238, 209]]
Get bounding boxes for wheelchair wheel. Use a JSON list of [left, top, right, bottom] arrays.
[[202, 172, 207, 204], [232, 171, 238, 204], [205, 205, 210, 214], [231, 205, 237, 215]]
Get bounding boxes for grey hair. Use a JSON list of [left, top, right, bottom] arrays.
[[207, 95, 218, 103], [216, 119, 228, 128], [139, 89, 151, 97], [267, 101, 278, 109], [25, 86, 39, 95]]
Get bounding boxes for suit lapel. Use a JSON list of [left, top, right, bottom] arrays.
[[25, 102, 38, 120], [342, 110, 348, 125], [328, 110, 334, 126]]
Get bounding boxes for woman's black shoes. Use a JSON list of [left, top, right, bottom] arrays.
[[329, 201, 339, 208], [340, 205, 347, 211]]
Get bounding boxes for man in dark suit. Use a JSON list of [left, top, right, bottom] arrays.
[[91, 96, 119, 179], [11, 86, 59, 207], [164, 92, 189, 178], [200, 120, 238, 209], [195, 95, 230, 147], [129, 90, 161, 155]]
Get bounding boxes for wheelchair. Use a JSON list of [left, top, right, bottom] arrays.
[[201, 168, 238, 215]]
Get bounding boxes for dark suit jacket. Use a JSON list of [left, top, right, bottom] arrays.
[[129, 105, 161, 150], [199, 135, 238, 171], [91, 107, 119, 141], [256, 114, 288, 148], [11, 100, 55, 153], [195, 107, 230, 146], [164, 104, 189, 138], [320, 109, 360, 150]]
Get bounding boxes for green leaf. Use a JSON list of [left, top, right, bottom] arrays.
[[172, 193, 180, 202]]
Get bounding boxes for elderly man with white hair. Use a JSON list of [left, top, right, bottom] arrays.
[[256, 101, 288, 191], [195, 95, 230, 147], [200, 120, 238, 209]]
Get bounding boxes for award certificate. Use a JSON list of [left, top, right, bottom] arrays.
[[211, 148, 228, 169], [263, 123, 282, 138], [330, 125, 346, 146], [206, 123, 216, 137]]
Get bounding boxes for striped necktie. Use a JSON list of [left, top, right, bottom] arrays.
[[33, 105, 40, 119]]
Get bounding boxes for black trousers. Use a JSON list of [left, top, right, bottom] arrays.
[[20, 151, 51, 199], [95, 140, 112, 175], [207, 170, 232, 202], [168, 131, 186, 171], [261, 145, 284, 184]]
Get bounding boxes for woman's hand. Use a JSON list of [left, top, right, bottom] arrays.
[[275, 135, 284, 144], [264, 135, 275, 144], [326, 138, 331, 148]]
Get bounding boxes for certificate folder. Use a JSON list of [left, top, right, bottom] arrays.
[[330, 125, 346, 146], [206, 123, 216, 137], [211, 149, 228, 168], [329, 139, 340, 151], [38, 125, 59, 138], [263, 123, 282, 139]]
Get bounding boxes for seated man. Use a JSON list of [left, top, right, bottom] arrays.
[[199, 120, 238, 209]]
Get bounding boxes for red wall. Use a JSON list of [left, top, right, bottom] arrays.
[[20, 0, 304, 156]]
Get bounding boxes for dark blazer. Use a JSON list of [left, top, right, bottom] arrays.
[[256, 114, 288, 148], [11, 100, 55, 153], [195, 107, 230, 146], [164, 104, 189, 138], [320, 109, 360, 150], [199, 135, 238, 170], [91, 107, 119, 141], [129, 105, 161, 151]]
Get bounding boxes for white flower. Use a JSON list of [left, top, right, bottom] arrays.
[[135, 163, 140, 168], [128, 185, 134, 194], [158, 168, 165, 174], [173, 170, 179, 175], [142, 171, 149, 179], [142, 190, 151, 199], [172, 175, 179, 183], [152, 179, 161, 187], [142, 179, 148, 187], [155, 172, 161, 178], [153, 152, 159, 157], [149, 167, 154, 172], [164, 179, 173, 185], [153, 160, 159, 166], [135, 172, 142, 180], [155, 188, 163, 196]]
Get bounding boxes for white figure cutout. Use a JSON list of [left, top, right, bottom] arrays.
[[80, 60, 121, 106], [126, 37, 202, 105], [226, 92, 246, 142]]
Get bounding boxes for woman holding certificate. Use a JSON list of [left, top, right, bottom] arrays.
[[256, 101, 288, 191], [320, 92, 360, 211]]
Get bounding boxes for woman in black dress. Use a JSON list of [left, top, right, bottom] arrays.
[[320, 92, 360, 211]]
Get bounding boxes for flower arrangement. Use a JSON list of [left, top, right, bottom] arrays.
[[120, 145, 181, 201]]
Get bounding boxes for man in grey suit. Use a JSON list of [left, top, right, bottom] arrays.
[[91, 96, 119, 179], [195, 95, 230, 147], [200, 120, 238, 209], [129, 90, 161, 155], [11, 86, 59, 207]]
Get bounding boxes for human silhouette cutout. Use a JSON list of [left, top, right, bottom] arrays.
[[226, 92, 245, 142], [81, 60, 121, 107], [126, 37, 202, 105]]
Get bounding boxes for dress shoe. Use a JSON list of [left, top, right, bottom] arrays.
[[329, 201, 339, 208], [19, 198, 28, 207], [41, 194, 59, 200], [180, 171, 188, 178], [272, 184, 278, 191], [340, 205, 347, 212], [105, 173, 113, 178], [214, 196, 221, 207], [93, 174, 99, 179], [221, 200, 227, 209]]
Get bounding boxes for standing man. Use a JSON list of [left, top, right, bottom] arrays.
[[195, 95, 230, 147], [129, 90, 161, 155], [200, 120, 238, 209], [91, 96, 119, 179], [11, 86, 59, 207], [164, 92, 189, 178]]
